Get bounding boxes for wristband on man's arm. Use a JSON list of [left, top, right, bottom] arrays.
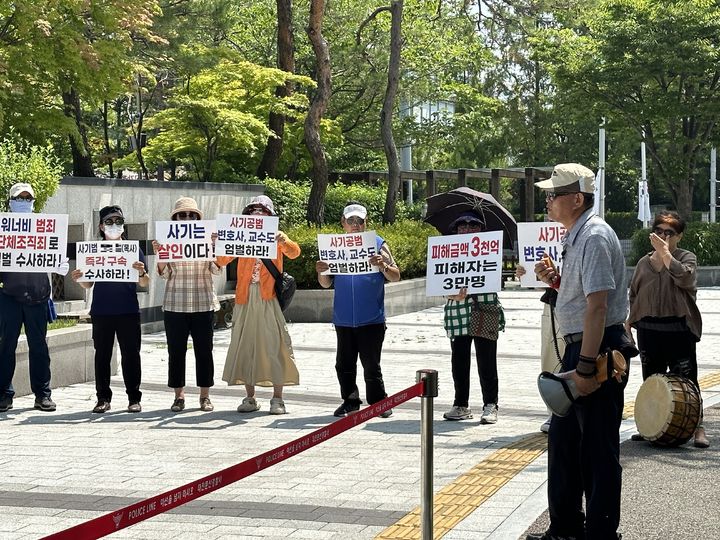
[[576, 355, 598, 378]]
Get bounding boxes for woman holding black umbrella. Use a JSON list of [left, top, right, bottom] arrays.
[[442, 211, 505, 423]]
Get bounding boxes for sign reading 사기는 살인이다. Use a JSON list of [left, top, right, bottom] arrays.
[[154, 220, 216, 262]]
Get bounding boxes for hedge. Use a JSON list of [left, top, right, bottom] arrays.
[[283, 219, 438, 289], [628, 222, 720, 266]]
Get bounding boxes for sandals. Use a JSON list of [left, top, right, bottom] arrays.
[[170, 398, 185, 412]]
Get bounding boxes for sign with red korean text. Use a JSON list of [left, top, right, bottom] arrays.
[[76, 241, 140, 282], [317, 231, 379, 275], [216, 214, 278, 259], [154, 220, 216, 261], [425, 230, 503, 296], [516, 222, 566, 288], [0, 213, 68, 273]]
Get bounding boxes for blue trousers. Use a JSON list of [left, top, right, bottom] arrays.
[[0, 293, 52, 400]]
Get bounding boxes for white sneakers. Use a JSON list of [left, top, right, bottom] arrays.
[[236, 396, 260, 413], [480, 404, 498, 424], [269, 397, 287, 415], [443, 405, 473, 421], [237, 396, 287, 414]]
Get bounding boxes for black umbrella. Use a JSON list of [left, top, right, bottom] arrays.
[[423, 187, 517, 246]]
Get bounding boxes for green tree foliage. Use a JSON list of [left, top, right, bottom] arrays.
[[535, 0, 720, 219], [0, 135, 62, 212], [140, 61, 314, 181]]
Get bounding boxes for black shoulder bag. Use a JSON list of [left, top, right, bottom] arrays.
[[261, 259, 296, 311]]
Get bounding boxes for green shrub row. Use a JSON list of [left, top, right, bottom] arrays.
[[264, 178, 424, 228], [283, 219, 438, 288], [628, 222, 720, 266]]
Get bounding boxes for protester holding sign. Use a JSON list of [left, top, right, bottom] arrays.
[[315, 202, 400, 418], [0, 183, 63, 413], [441, 212, 504, 424], [152, 197, 220, 413], [71, 205, 149, 414], [218, 195, 300, 415]]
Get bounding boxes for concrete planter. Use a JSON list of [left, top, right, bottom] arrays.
[[12, 324, 113, 398], [283, 277, 445, 323]]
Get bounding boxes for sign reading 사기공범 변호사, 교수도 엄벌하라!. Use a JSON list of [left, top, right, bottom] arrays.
[[425, 230, 503, 296], [516, 222, 566, 288], [317, 231, 380, 275], [215, 214, 278, 260], [0, 213, 68, 273], [154, 220, 217, 262]]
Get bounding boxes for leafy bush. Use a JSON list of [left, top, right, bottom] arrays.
[[605, 212, 642, 239], [264, 178, 423, 227], [628, 223, 720, 266], [0, 135, 62, 212], [283, 219, 438, 288]]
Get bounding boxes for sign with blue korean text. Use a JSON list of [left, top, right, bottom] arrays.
[[0, 213, 68, 273], [425, 231, 503, 296], [76, 241, 140, 282], [154, 220, 216, 261], [317, 231, 378, 275], [216, 214, 278, 259], [516, 222, 566, 288]]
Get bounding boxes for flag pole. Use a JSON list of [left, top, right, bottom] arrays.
[[598, 118, 606, 218]]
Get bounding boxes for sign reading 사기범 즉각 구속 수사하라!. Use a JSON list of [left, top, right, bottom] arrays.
[[424, 230, 503, 296], [0, 213, 68, 273], [516, 222, 566, 288], [215, 214, 279, 260], [76, 241, 140, 282], [317, 231, 379, 275], [154, 220, 217, 262]]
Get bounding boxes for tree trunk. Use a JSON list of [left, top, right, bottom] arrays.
[[101, 101, 114, 177], [381, 0, 403, 224], [133, 81, 149, 181], [61, 88, 95, 177], [673, 175, 694, 221], [257, 0, 295, 179], [305, 0, 332, 225]]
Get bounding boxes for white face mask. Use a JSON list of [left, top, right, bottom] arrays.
[[104, 224, 124, 240], [9, 199, 34, 213]]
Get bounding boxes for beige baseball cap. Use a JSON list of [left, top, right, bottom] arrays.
[[535, 163, 595, 194]]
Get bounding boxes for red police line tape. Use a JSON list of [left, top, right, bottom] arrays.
[[43, 381, 426, 540]]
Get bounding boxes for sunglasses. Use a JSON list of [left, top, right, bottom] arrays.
[[103, 217, 125, 226], [545, 192, 579, 201], [345, 217, 365, 226], [175, 212, 200, 220], [653, 227, 677, 238], [11, 195, 34, 201]]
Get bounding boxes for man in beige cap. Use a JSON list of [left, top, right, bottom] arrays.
[[528, 164, 635, 540]]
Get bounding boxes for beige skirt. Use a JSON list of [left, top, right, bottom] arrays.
[[222, 283, 299, 387]]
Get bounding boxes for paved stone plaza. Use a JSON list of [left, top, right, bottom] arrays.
[[1, 289, 719, 539]]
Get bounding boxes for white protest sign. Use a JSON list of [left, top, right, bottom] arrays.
[[516, 222, 566, 288], [0, 213, 68, 273], [76, 241, 140, 282], [154, 220, 216, 261], [425, 230, 503, 296], [317, 231, 378, 275], [216, 214, 278, 259]]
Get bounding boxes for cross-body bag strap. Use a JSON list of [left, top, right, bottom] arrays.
[[260, 258, 281, 281]]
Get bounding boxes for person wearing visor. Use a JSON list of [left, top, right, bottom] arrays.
[[0, 183, 59, 413], [626, 210, 708, 448], [442, 212, 504, 424], [219, 195, 300, 415], [528, 163, 635, 540], [315, 201, 400, 418], [71, 205, 149, 414], [152, 197, 220, 413]]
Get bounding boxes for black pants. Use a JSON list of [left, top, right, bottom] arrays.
[[164, 310, 214, 388], [449, 335, 498, 407], [335, 323, 387, 405], [547, 325, 629, 540], [91, 314, 142, 403], [637, 326, 702, 421]]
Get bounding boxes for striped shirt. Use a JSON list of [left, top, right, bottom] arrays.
[[160, 261, 221, 313], [443, 293, 505, 338]]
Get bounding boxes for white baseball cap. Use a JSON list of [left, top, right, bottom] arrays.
[[535, 163, 595, 194], [342, 204, 367, 220]]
